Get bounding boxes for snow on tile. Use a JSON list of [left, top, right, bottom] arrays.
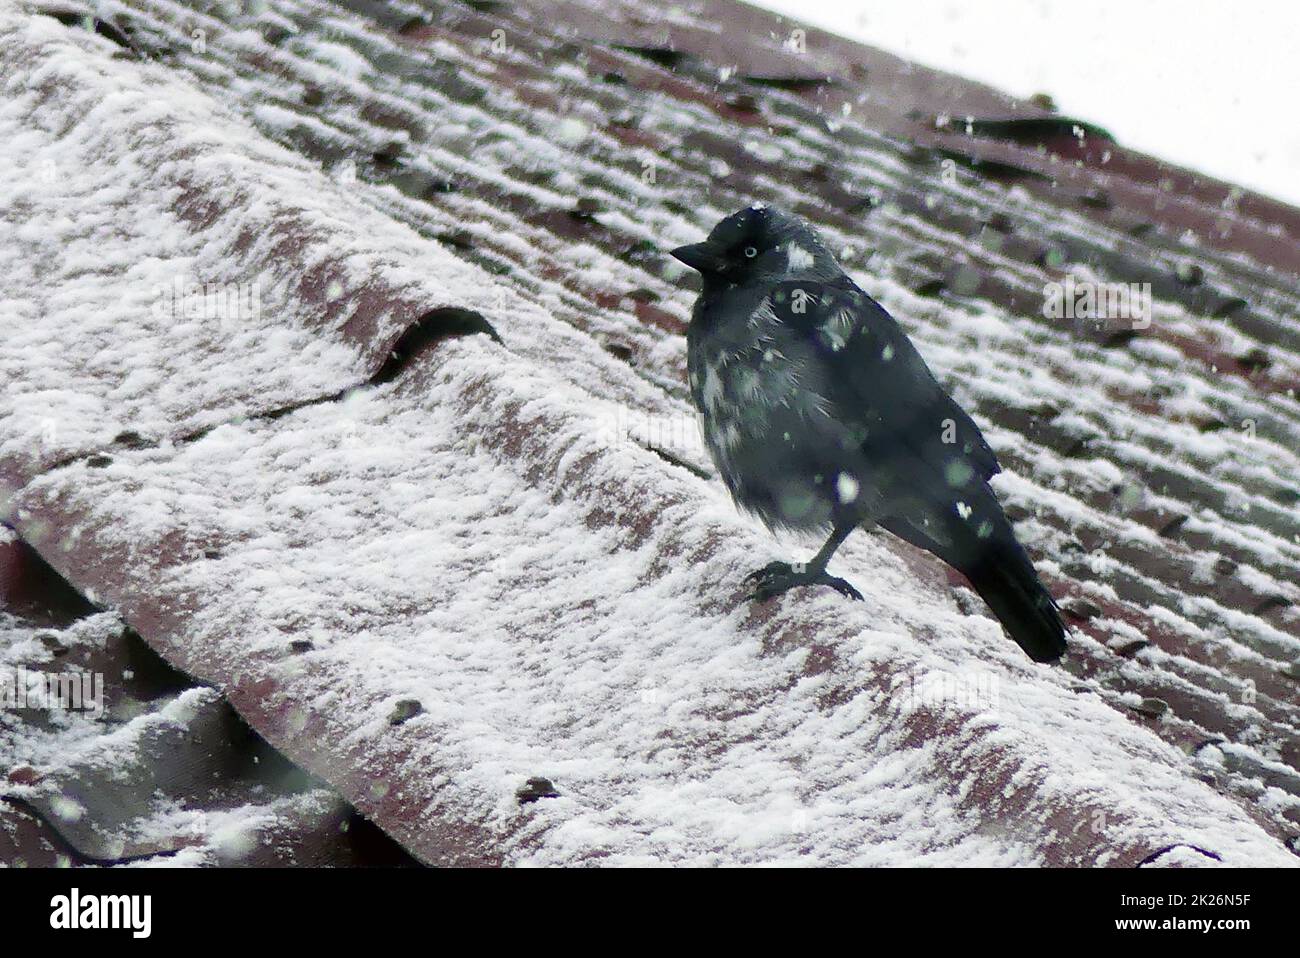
[[4, 0, 1298, 864], [0, 10, 509, 489], [9, 337, 1293, 865]]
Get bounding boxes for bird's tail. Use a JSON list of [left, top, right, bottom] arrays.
[[880, 488, 1069, 663], [959, 534, 1067, 663]]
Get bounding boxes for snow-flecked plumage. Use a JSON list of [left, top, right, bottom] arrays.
[[675, 206, 1067, 662]]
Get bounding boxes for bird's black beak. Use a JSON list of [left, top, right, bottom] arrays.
[[670, 240, 727, 274]]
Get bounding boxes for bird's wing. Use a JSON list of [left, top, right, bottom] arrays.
[[768, 277, 1066, 661], [766, 277, 1001, 484]]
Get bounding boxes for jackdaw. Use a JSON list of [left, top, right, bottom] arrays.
[[671, 204, 1067, 663]]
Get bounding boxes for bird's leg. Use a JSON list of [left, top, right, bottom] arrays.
[[747, 523, 863, 601]]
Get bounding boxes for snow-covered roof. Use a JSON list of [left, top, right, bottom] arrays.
[[1, 534, 418, 865], [2, 0, 1297, 865]]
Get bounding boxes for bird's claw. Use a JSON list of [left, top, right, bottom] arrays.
[[746, 561, 864, 602]]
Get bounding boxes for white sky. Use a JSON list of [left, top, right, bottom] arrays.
[[747, 0, 1300, 208]]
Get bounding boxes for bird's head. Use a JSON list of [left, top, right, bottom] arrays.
[[670, 204, 836, 289]]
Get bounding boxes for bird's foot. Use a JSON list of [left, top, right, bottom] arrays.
[[746, 560, 864, 602]]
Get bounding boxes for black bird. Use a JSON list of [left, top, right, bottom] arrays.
[[670, 204, 1067, 663]]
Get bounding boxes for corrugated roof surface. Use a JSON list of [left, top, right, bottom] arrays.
[[1, 531, 418, 865], [1, 0, 1297, 864]]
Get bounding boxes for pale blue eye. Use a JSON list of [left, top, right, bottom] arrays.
[[744, 246, 758, 258]]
